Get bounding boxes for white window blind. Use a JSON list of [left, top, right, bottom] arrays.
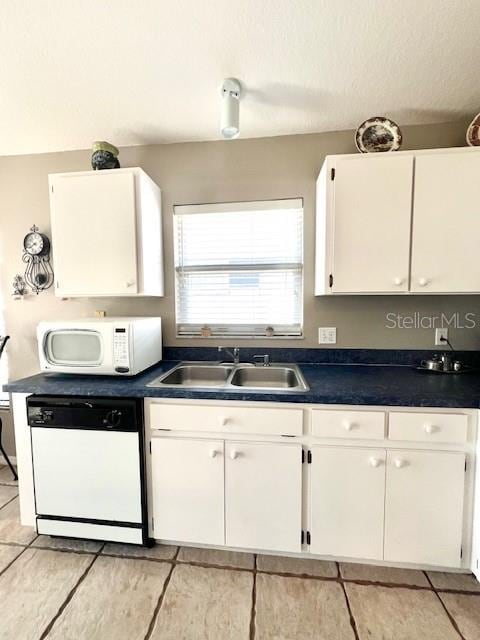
[[174, 199, 303, 338]]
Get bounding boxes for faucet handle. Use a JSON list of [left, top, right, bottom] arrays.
[[218, 346, 240, 364], [253, 354, 270, 366]]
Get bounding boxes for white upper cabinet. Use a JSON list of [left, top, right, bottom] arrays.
[[411, 152, 480, 293], [316, 147, 480, 295], [318, 155, 413, 294], [49, 168, 163, 297]]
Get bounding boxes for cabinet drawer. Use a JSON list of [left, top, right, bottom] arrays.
[[149, 403, 303, 436], [311, 410, 385, 440], [388, 412, 468, 444]]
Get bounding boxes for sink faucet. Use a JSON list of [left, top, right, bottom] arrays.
[[218, 346, 240, 364], [253, 354, 271, 367]]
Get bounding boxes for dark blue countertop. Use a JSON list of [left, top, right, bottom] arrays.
[[4, 361, 480, 408]]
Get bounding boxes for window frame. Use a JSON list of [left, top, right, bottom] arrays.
[[173, 198, 304, 339]]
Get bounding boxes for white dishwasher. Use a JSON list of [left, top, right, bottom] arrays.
[[28, 396, 150, 545]]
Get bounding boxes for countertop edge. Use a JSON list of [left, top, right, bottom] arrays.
[[4, 362, 480, 409]]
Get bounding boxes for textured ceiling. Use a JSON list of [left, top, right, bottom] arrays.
[[0, 0, 479, 155]]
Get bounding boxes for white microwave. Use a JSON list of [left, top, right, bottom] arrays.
[[37, 317, 162, 376]]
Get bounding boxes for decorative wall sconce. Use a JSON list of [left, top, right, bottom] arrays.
[[12, 274, 28, 299], [22, 225, 54, 294]]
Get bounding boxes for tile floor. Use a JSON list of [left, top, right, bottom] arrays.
[[0, 465, 479, 639]]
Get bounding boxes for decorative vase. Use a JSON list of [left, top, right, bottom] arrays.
[[91, 141, 120, 170]]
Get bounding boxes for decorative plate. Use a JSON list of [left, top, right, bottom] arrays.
[[355, 117, 402, 153], [466, 112, 480, 146]]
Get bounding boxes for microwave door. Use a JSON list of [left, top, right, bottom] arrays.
[[44, 330, 104, 368]]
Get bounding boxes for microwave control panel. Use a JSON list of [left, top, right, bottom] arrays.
[[113, 327, 130, 371]]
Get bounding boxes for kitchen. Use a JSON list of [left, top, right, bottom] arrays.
[[1, 2, 480, 639]]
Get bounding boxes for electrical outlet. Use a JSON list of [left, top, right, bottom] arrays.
[[435, 328, 448, 346], [318, 327, 337, 344]]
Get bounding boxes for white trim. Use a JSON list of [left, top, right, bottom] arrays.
[[323, 146, 480, 163], [174, 198, 303, 215], [157, 538, 472, 574]]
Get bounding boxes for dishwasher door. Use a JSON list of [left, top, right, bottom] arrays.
[[28, 396, 148, 545], [31, 427, 142, 523]]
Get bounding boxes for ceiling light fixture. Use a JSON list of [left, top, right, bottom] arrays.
[[221, 78, 242, 139]]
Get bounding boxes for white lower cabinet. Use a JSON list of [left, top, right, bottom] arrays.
[[310, 447, 386, 560], [384, 450, 466, 567], [151, 438, 225, 545], [148, 402, 472, 570], [225, 441, 302, 553], [151, 437, 302, 553], [310, 446, 466, 567]]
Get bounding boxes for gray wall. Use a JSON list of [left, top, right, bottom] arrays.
[[1, 120, 479, 389], [0, 409, 15, 459]]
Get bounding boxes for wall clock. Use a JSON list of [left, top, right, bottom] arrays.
[[22, 225, 54, 294]]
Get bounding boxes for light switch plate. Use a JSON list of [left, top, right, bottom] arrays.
[[318, 327, 337, 344]]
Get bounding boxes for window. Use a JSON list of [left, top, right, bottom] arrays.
[[174, 199, 303, 338]]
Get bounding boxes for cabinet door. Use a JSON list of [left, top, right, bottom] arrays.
[[151, 438, 224, 545], [411, 152, 480, 293], [331, 155, 413, 293], [310, 447, 386, 560], [50, 172, 138, 296], [225, 442, 302, 553], [384, 450, 465, 567]]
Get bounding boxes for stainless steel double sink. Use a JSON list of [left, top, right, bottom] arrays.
[[148, 362, 309, 393]]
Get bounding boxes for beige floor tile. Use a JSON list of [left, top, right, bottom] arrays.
[[0, 543, 24, 572], [102, 541, 177, 560], [0, 484, 18, 508], [428, 571, 480, 593], [257, 554, 337, 578], [346, 583, 459, 640], [150, 564, 253, 640], [255, 573, 355, 640], [0, 548, 93, 640], [340, 562, 429, 587], [178, 546, 254, 569], [32, 534, 103, 553], [0, 464, 18, 486], [439, 592, 480, 640], [0, 497, 37, 545], [48, 556, 171, 640]]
